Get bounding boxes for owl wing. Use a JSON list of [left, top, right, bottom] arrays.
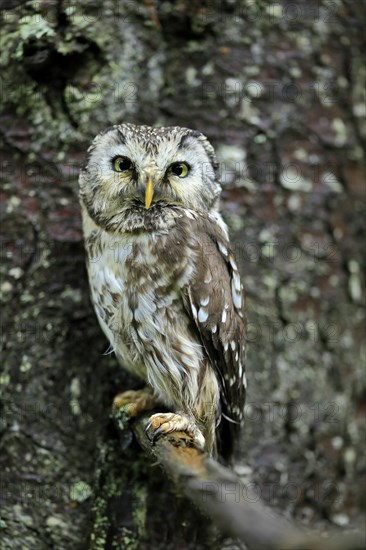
[[184, 215, 247, 458]]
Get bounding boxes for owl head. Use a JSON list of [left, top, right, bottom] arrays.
[[79, 123, 221, 232]]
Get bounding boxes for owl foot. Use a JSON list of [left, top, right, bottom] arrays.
[[112, 389, 157, 450], [146, 412, 205, 451], [112, 389, 157, 418]]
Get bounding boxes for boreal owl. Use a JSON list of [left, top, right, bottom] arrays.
[[79, 123, 247, 460]]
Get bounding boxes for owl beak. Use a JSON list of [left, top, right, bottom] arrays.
[[145, 177, 154, 209]]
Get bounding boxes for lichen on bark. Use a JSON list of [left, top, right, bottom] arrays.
[[1, 1, 364, 548]]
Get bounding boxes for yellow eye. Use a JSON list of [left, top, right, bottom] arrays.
[[113, 156, 133, 172], [170, 162, 190, 178]]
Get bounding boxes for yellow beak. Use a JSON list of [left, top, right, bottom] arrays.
[[145, 177, 154, 209]]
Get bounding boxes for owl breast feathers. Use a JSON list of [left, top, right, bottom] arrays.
[[79, 123, 247, 459]]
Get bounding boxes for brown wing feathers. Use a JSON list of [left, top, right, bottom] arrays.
[[186, 217, 247, 458]]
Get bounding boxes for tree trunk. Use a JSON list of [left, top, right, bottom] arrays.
[[1, 1, 364, 548]]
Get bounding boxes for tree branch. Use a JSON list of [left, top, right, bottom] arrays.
[[112, 412, 365, 550]]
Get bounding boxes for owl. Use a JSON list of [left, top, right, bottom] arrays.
[[79, 123, 247, 460]]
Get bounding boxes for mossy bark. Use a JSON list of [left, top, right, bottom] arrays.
[[0, 1, 364, 548]]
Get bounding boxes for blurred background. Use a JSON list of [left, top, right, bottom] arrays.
[[0, 1, 365, 548]]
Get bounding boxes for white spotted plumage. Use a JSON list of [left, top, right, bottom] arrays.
[[198, 307, 209, 323], [79, 123, 247, 459]]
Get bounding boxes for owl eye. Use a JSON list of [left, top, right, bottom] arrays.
[[170, 162, 190, 178], [113, 156, 133, 172]]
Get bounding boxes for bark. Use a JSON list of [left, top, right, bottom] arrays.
[[0, 1, 365, 549]]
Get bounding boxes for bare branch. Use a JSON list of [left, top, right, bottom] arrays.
[[117, 413, 366, 550]]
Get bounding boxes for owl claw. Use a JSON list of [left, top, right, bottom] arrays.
[[151, 425, 167, 444], [144, 420, 168, 445], [146, 412, 205, 450], [145, 421, 153, 441]]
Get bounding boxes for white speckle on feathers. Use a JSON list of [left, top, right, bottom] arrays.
[[198, 307, 209, 323]]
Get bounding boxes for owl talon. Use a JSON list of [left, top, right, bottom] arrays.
[[146, 412, 205, 450], [151, 426, 165, 445], [145, 421, 153, 442], [112, 389, 157, 419]]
